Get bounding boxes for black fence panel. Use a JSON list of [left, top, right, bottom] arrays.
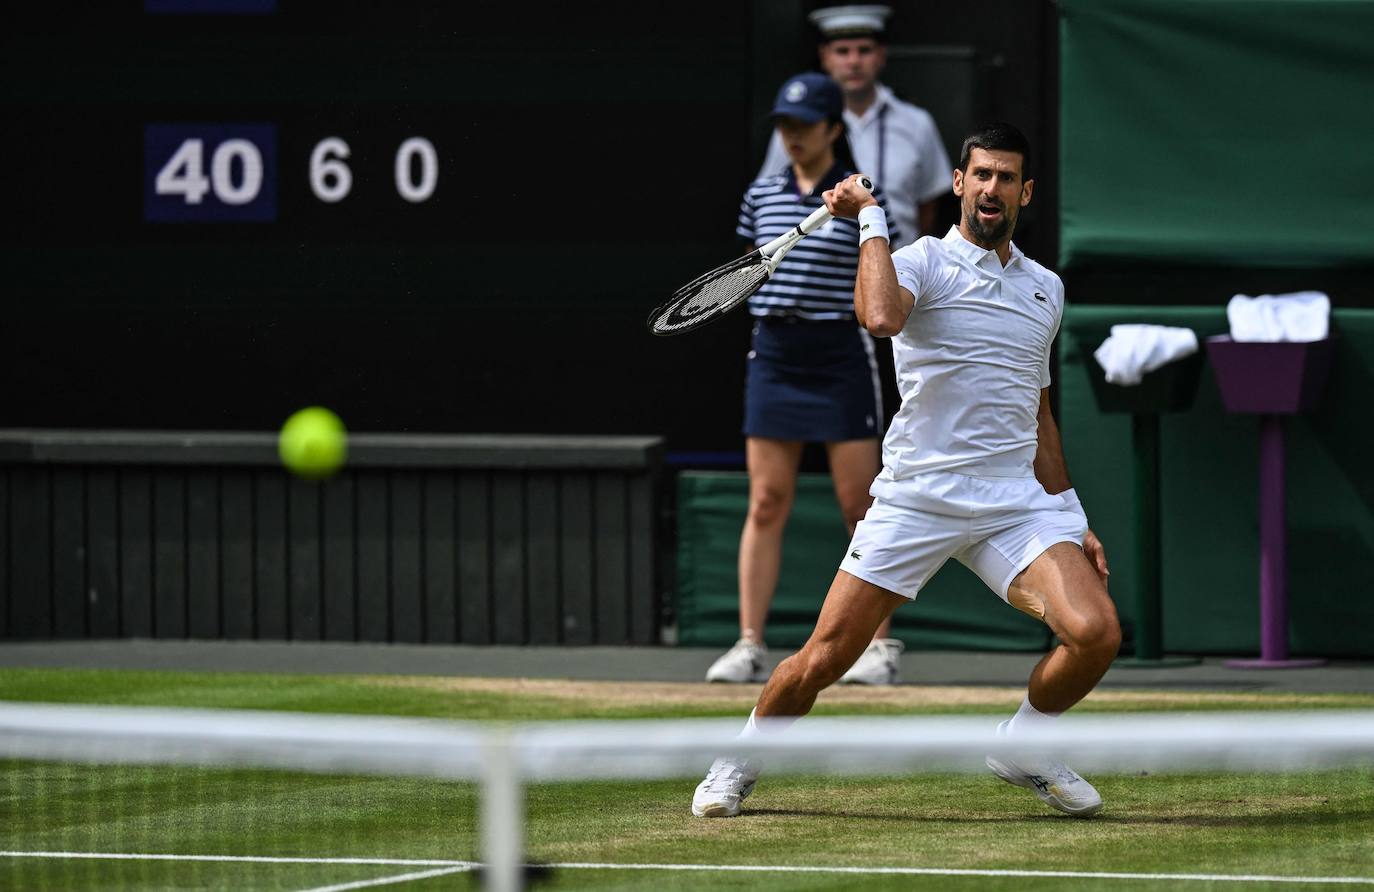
[[0, 431, 663, 646]]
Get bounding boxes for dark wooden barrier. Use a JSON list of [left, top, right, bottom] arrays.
[[0, 430, 663, 645]]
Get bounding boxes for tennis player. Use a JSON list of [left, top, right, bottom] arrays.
[[704, 72, 907, 687], [694, 122, 1119, 819]]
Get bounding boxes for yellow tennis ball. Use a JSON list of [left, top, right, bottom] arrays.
[[278, 406, 347, 479]]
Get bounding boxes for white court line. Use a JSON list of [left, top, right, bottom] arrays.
[[297, 865, 473, 892], [0, 851, 472, 867], [2, 852, 1371, 886]]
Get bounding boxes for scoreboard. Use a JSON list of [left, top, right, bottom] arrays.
[[144, 125, 438, 222], [1, 0, 754, 437], [5, 3, 519, 260], [5, 1, 750, 292]]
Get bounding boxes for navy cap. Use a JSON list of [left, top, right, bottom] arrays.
[[770, 72, 844, 124]]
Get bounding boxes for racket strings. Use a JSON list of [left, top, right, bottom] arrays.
[[675, 263, 767, 316], [649, 255, 767, 335]]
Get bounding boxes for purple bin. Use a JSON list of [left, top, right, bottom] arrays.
[[1205, 336, 1335, 414], [1204, 335, 1335, 669]]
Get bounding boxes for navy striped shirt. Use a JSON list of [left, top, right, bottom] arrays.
[[736, 163, 899, 320]]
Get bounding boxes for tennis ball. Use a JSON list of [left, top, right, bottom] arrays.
[[278, 406, 347, 480]]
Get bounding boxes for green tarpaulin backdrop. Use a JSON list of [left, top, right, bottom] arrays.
[[1060, 0, 1374, 268]]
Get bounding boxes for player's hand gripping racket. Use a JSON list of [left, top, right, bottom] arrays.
[[647, 175, 873, 336]]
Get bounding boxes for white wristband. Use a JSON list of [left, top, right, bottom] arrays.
[[1059, 487, 1087, 520], [857, 205, 889, 245]]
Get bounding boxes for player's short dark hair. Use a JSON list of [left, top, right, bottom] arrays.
[[958, 122, 1032, 180]]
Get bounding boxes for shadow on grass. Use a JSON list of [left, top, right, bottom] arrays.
[[738, 808, 1363, 830], [1091, 811, 1360, 829], [742, 808, 1056, 822]]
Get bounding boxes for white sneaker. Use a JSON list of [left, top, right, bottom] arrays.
[[705, 639, 767, 683], [986, 720, 1104, 817], [838, 638, 904, 685], [691, 757, 760, 817]]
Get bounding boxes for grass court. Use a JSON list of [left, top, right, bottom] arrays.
[[2, 668, 1372, 890]]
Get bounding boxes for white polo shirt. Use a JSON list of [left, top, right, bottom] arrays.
[[759, 84, 951, 246], [872, 226, 1064, 486]]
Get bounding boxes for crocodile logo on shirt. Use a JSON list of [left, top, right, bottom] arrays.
[[850, 549, 862, 561], [1034, 292, 1048, 302]]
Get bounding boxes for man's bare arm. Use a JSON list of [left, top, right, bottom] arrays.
[[854, 239, 913, 336], [1034, 387, 1110, 582], [822, 175, 914, 337], [1033, 388, 1072, 495]]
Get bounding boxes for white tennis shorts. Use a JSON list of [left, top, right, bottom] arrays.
[[838, 471, 1088, 603]]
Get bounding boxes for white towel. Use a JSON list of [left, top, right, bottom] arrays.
[[1093, 324, 1199, 386], [1226, 291, 1330, 342]]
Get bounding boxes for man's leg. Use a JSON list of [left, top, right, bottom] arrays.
[[1008, 541, 1121, 714], [693, 570, 905, 817], [696, 487, 960, 818], [987, 541, 1120, 817], [756, 570, 906, 717], [705, 437, 803, 682]]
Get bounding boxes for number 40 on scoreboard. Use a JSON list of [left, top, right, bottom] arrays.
[[143, 123, 438, 223]]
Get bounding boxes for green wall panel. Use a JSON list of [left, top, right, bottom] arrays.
[[1060, 0, 1374, 268]]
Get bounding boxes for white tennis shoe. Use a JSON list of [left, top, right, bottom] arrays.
[[838, 638, 904, 685], [691, 757, 760, 817], [986, 720, 1104, 817], [705, 639, 767, 683]]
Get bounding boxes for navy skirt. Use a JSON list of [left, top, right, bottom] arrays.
[[743, 316, 881, 442]]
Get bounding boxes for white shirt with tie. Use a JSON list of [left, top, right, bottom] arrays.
[[758, 83, 951, 246]]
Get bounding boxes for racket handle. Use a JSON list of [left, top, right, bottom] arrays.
[[795, 174, 875, 236], [795, 204, 834, 236]]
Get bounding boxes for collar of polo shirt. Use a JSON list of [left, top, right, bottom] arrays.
[[942, 225, 1025, 272]]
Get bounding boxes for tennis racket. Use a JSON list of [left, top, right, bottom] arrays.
[[647, 175, 873, 336]]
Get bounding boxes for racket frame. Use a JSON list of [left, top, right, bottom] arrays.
[[647, 176, 871, 336]]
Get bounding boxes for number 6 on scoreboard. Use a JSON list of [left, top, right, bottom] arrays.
[[310, 137, 353, 203]]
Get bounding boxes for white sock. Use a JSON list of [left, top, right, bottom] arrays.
[[737, 707, 798, 740], [1006, 693, 1060, 736]]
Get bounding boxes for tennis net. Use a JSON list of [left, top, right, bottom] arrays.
[[3, 701, 1373, 890]]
